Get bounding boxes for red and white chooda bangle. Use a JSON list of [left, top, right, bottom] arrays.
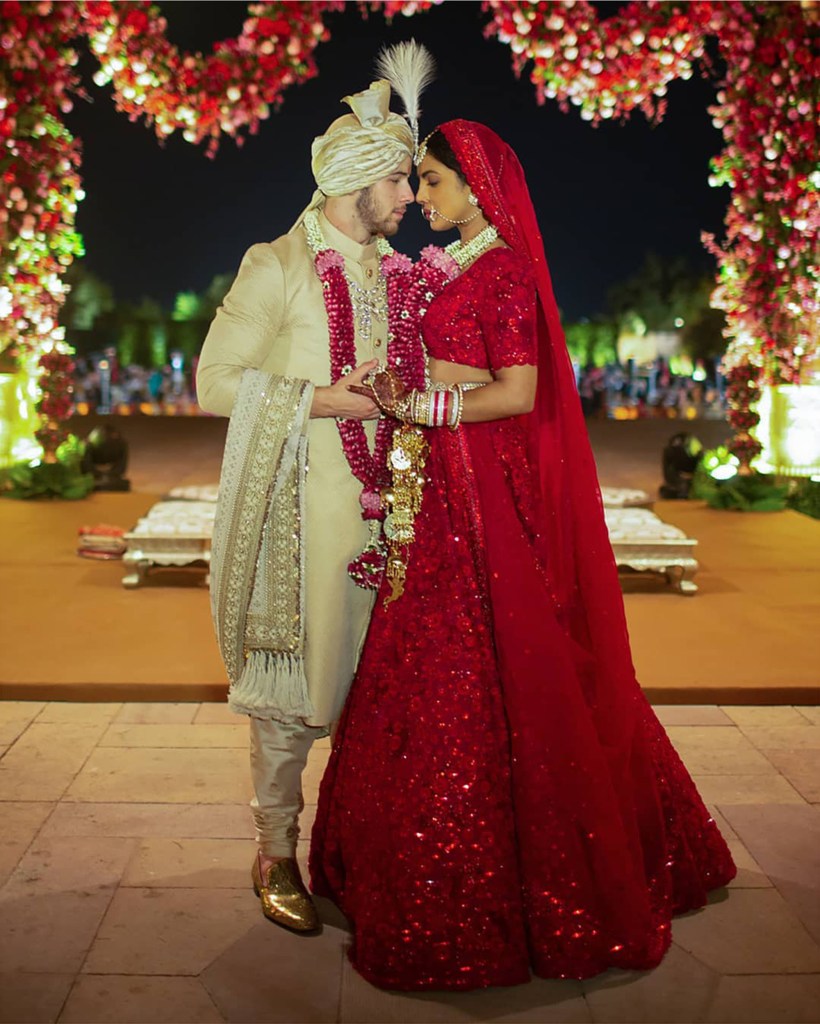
[[400, 384, 467, 430]]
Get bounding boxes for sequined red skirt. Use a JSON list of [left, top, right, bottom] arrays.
[[310, 420, 736, 991]]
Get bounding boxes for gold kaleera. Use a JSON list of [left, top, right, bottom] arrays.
[[381, 424, 429, 607]]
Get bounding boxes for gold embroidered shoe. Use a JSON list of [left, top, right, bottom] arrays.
[[251, 855, 320, 933]]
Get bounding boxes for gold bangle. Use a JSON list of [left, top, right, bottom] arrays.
[[411, 389, 423, 425]]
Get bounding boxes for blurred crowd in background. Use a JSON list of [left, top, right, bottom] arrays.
[[71, 348, 726, 421], [65, 251, 729, 421]]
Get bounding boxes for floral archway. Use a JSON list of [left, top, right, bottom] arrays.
[[0, 0, 817, 476]]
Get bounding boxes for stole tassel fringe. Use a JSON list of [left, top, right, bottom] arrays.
[[228, 650, 314, 719]]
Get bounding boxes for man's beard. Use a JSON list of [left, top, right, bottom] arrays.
[[356, 188, 398, 237]]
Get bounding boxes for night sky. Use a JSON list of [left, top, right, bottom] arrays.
[[64, 1, 729, 321]]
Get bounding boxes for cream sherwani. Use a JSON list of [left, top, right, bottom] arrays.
[[197, 213, 388, 728]]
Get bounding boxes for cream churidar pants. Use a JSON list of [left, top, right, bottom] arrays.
[[249, 717, 327, 857]]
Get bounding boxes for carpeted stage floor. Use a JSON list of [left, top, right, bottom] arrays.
[[2, 416, 818, 704]]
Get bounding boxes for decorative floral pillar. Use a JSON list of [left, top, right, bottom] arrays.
[[34, 349, 76, 462], [0, 1, 84, 468], [724, 364, 763, 475]]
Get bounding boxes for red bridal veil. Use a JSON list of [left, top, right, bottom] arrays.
[[439, 120, 640, 712]]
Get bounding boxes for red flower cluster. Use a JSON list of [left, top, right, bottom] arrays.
[[705, 2, 818, 385], [80, 1, 345, 156], [79, 1, 439, 155], [347, 540, 388, 589], [374, 0, 443, 17], [724, 363, 763, 467], [0, 1, 84, 361], [35, 345, 75, 454], [485, 1, 714, 123]]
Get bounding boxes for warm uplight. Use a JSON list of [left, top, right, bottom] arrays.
[[756, 385, 820, 476]]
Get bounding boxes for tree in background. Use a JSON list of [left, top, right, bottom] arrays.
[[171, 291, 201, 323], [60, 264, 115, 331], [681, 307, 728, 364], [199, 273, 233, 322], [563, 252, 726, 370], [170, 272, 231, 363], [563, 318, 619, 368], [126, 298, 167, 367], [606, 252, 714, 334]]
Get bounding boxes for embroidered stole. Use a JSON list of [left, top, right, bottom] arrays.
[[210, 369, 314, 719]]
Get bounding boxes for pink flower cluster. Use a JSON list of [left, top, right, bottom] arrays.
[[705, 2, 818, 385], [483, 0, 819, 407], [35, 345, 75, 453], [381, 251, 413, 277], [0, 1, 84, 358], [485, 1, 713, 124], [419, 245, 459, 280], [315, 248, 345, 275], [79, 1, 345, 157]]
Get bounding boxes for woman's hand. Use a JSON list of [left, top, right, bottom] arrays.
[[349, 367, 409, 418]]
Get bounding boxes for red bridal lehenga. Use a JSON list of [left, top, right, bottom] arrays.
[[310, 120, 736, 992]]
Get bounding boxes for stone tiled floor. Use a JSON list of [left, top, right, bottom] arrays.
[[1, 701, 819, 1024]]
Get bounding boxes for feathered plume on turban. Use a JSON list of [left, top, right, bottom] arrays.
[[376, 40, 436, 164]]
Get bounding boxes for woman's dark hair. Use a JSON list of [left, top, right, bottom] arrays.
[[424, 130, 467, 183]]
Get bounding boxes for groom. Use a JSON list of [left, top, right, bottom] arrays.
[[197, 78, 414, 932]]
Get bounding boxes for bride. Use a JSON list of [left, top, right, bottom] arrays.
[[309, 114, 736, 992]]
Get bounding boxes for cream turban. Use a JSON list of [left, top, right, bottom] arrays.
[[290, 80, 413, 230]]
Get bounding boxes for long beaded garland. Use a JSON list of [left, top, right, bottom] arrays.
[[303, 210, 421, 588]]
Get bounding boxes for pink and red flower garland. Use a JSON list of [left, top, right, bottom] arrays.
[[313, 240, 418, 586], [320, 247, 415, 513], [312, 239, 456, 587]]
